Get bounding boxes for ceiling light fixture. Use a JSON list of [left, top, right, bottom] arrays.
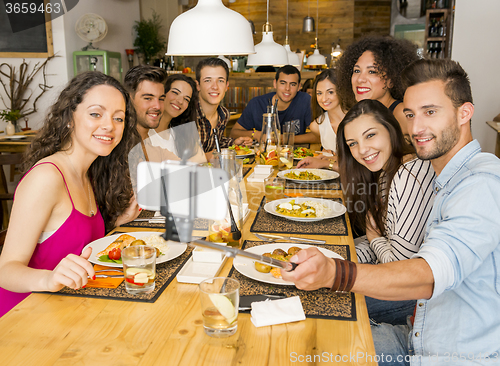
[[246, 0, 288, 67], [306, 0, 326, 67], [284, 0, 301, 67], [302, 0, 314, 33], [166, 0, 255, 56]]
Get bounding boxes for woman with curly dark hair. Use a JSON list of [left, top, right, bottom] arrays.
[[336, 35, 419, 135], [146, 74, 206, 163], [0, 71, 140, 317]]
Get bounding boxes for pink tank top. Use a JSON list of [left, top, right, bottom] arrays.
[[0, 162, 105, 318]]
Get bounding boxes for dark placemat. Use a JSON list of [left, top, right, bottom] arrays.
[[242, 166, 252, 178], [228, 240, 356, 321], [285, 178, 340, 191], [250, 197, 348, 236], [52, 237, 193, 303], [121, 210, 208, 230]]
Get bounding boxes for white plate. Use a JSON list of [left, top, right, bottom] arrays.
[[176, 256, 227, 284], [264, 197, 346, 222], [235, 151, 255, 159], [83, 231, 187, 268], [233, 243, 343, 285], [277, 168, 339, 182], [0, 135, 27, 140]]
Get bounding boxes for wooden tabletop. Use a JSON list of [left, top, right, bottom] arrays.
[[0, 164, 376, 366], [0, 130, 36, 153]]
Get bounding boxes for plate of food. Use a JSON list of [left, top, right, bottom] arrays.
[[277, 168, 339, 181], [0, 135, 27, 140], [82, 232, 187, 268], [228, 144, 255, 158], [264, 197, 346, 222], [233, 243, 343, 285], [293, 147, 316, 160]]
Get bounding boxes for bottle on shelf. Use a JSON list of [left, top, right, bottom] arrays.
[[438, 41, 445, 59], [437, 19, 443, 37], [434, 42, 442, 59], [429, 19, 436, 37], [427, 42, 434, 58]]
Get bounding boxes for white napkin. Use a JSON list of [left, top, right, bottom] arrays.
[[250, 296, 306, 327]]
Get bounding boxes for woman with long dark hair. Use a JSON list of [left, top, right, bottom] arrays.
[[146, 74, 206, 163], [337, 99, 434, 264], [0, 72, 140, 317]]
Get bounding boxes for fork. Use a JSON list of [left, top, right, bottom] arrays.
[[254, 233, 325, 244], [95, 269, 123, 274]]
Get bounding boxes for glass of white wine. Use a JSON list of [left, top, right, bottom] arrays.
[[199, 277, 240, 337]]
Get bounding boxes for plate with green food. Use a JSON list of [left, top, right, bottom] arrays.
[[277, 168, 339, 182], [228, 144, 255, 158], [264, 197, 346, 222], [293, 147, 316, 160], [82, 231, 187, 268], [233, 243, 343, 285]]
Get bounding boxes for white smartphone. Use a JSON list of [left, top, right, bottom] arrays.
[[136, 161, 228, 220]]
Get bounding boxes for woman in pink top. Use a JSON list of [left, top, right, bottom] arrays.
[[0, 72, 141, 317]]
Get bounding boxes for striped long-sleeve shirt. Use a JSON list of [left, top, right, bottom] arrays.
[[356, 158, 435, 264]]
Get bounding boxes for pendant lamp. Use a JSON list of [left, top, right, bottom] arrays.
[[167, 0, 255, 56], [246, 0, 288, 67], [302, 0, 315, 33], [306, 0, 326, 67], [284, 0, 300, 67], [247, 0, 256, 34]]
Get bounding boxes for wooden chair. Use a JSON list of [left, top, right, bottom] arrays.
[[0, 229, 6, 254], [0, 153, 24, 229]]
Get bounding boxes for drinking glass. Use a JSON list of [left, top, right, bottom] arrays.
[[122, 245, 156, 295], [199, 277, 240, 337], [279, 151, 294, 171], [264, 176, 285, 201], [282, 120, 295, 147]]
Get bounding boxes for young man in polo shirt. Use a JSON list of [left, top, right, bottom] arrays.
[[230, 65, 318, 144]]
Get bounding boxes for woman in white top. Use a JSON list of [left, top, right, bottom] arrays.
[[309, 69, 345, 154], [146, 74, 206, 163]]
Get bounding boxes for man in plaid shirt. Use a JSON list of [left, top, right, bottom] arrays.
[[195, 58, 252, 154]]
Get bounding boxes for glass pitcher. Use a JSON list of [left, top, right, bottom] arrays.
[[209, 149, 243, 247], [257, 112, 281, 166]]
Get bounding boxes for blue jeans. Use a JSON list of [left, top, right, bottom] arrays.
[[371, 322, 411, 365], [365, 296, 416, 325]]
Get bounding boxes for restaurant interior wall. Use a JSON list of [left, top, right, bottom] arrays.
[[452, 0, 500, 154], [0, 0, 140, 132]]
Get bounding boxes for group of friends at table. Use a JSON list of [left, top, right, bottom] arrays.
[[0, 34, 499, 365]]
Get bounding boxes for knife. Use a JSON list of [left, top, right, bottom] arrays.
[[189, 239, 297, 271], [256, 233, 326, 245]]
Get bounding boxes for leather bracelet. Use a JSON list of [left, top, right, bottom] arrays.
[[330, 258, 357, 293]]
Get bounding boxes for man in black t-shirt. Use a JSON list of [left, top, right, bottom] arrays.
[[230, 65, 318, 144]]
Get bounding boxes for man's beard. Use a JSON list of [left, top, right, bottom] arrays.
[[413, 119, 460, 161]]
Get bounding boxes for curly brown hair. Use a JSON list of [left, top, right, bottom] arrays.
[[22, 71, 141, 231], [336, 36, 419, 112]]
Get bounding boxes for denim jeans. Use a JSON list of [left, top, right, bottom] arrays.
[[371, 322, 411, 365], [365, 296, 416, 325]]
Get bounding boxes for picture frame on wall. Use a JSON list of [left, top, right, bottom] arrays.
[[0, 0, 54, 58]]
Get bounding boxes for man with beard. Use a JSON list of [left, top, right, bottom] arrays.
[[230, 65, 318, 144], [281, 59, 500, 365], [124, 65, 167, 140]]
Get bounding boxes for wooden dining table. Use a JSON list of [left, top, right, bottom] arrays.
[[0, 163, 376, 366]]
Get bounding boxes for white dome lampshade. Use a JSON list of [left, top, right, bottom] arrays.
[[167, 0, 255, 56], [284, 44, 300, 67], [307, 49, 326, 66], [247, 30, 288, 67]]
